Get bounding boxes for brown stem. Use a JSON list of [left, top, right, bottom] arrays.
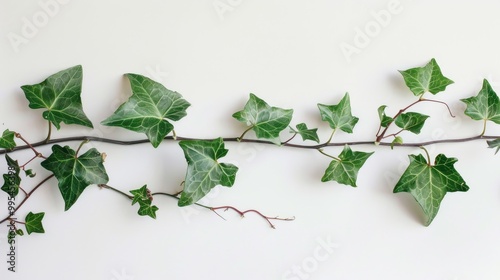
[[210, 206, 295, 229], [376, 99, 422, 142], [0, 174, 54, 224], [14, 133, 46, 159]]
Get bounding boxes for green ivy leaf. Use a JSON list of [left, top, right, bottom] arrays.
[[101, 74, 191, 148], [41, 144, 109, 211], [15, 229, 24, 236], [137, 201, 159, 219], [321, 145, 373, 187], [130, 185, 151, 205], [394, 112, 429, 134], [318, 93, 359, 133], [178, 138, 238, 206], [487, 139, 500, 154], [393, 153, 469, 226], [232, 93, 293, 144], [24, 169, 36, 178], [20, 65, 93, 129], [25, 212, 45, 234], [391, 136, 403, 149], [399, 58, 454, 96], [377, 105, 393, 127], [1, 154, 21, 197], [291, 123, 320, 143], [0, 129, 16, 150], [461, 79, 500, 124], [129, 185, 158, 219]]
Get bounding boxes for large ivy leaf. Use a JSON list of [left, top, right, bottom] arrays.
[[461, 79, 500, 124], [20, 65, 93, 129], [0, 129, 16, 150], [321, 145, 373, 187], [291, 123, 320, 143], [393, 153, 469, 226], [25, 212, 45, 234], [394, 112, 430, 134], [1, 154, 21, 197], [130, 185, 158, 219], [41, 144, 109, 211], [101, 74, 191, 148], [232, 93, 293, 144], [399, 58, 454, 96], [178, 138, 238, 206], [317, 93, 359, 133]]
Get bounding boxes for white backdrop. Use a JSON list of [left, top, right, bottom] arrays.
[[1, 0, 500, 279]]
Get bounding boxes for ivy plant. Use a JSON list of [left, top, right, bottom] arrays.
[[2, 58, 500, 242]]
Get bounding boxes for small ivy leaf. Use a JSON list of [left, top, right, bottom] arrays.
[[399, 58, 454, 96], [321, 145, 373, 187], [461, 79, 500, 124], [15, 229, 24, 236], [24, 169, 36, 178], [101, 74, 191, 148], [130, 185, 151, 205], [178, 138, 238, 206], [487, 139, 500, 155], [292, 123, 320, 143], [20, 65, 93, 129], [0, 129, 16, 150], [393, 153, 469, 226], [377, 105, 393, 128], [233, 93, 293, 144], [129, 185, 158, 219], [137, 200, 159, 219], [318, 93, 359, 133], [391, 136, 403, 150], [41, 144, 109, 211], [25, 212, 45, 234], [394, 112, 430, 134], [1, 154, 21, 197]]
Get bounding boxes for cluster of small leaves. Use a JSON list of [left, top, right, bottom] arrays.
[[130, 185, 158, 219], [3, 58, 500, 231]]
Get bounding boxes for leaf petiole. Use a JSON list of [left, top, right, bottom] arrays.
[[419, 146, 431, 165], [237, 125, 254, 142], [318, 148, 340, 161]]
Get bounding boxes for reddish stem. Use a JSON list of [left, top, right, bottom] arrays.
[[210, 205, 295, 229]]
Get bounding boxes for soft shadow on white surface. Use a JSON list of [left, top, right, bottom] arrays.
[[1, 0, 500, 279]]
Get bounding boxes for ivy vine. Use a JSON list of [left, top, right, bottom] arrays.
[[2, 58, 500, 240]]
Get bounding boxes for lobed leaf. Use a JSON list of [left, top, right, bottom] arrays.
[[0, 129, 16, 150], [129, 185, 158, 219], [461, 79, 500, 124], [318, 93, 359, 133], [101, 74, 191, 148], [233, 93, 293, 144], [178, 138, 238, 206], [21, 65, 93, 129], [1, 154, 21, 197], [394, 112, 429, 134], [25, 212, 45, 234], [321, 145, 373, 187], [41, 144, 109, 211], [399, 58, 454, 96], [292, 123, 320, 143], [393, 153, 469, 226]]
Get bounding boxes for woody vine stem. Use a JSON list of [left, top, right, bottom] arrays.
[[2, 58, 500, 240]]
